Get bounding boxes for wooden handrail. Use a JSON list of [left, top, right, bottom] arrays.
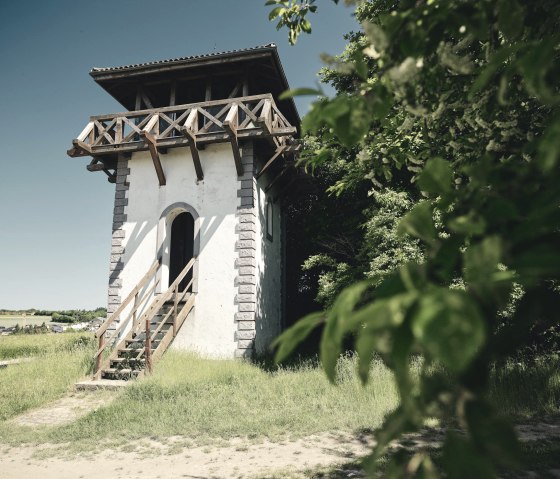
[[96, 258, 161, 338], [93, 257, 196, 379], [94, 257, 161, 377], [68, 94, 296, 161], [135, 257, 195, 330], [94, 279, 159, 360], [90, 94, 274, 121]]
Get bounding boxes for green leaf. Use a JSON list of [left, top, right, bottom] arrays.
[[498, 0, 524, 41], [448, 212, 487, 236], [537, 116, 560, 172], [353, 293, 417, 382], [279, 87, 323, 100], [411, 289, 486, 372], [469, 44, 524, 99], [268, 6, 285, 21], [417, 157, 453, 196], [391, 323, 417, 419], [399, 262, 427, 292], [272, 312, 324, 363], [441, 432, 496, 479], [464, 236, 502, 284], [398, 201, 437, 246], [320, 281, 371, 382], [362, 407, 415, 474], [362, 21, 388, 53], [352, 50, 368, 81]]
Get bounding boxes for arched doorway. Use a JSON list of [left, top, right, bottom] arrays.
[[169, 212, 195, 292]]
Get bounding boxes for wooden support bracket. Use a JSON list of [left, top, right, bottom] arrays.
[[223, 103, 243, 176], [71, 139, 93, 157], [87, 159, 105, 172], [181, 108, 204, 181], [140, 131, 166, 186], [105, 169, 117, 183], [256, 145, 287, 179]]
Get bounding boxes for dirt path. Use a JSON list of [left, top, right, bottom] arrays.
[[3, 395, 560, 479], [2, 421, 560, 479], [0, 432, 372, 479], [11, 391, 116, 427]]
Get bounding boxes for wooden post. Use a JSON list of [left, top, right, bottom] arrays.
[[132, 291, 139, 326], [145, 317, 152, 374], [95, 335, 104, 377], [173, 283, 178, 337], [223, 103, 243, 176], [115, 118, 123, 143]]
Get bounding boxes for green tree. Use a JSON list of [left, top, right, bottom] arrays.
[[268, 0, 560, 476]]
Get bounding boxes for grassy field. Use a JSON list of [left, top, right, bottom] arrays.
[[0, 332, 94, 360], [0, 334, 558, 456], [0, 333, 95, 422], [0, 315, 52, 327]]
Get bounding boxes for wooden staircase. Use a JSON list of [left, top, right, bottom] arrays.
[[93, 257, 196, 381]]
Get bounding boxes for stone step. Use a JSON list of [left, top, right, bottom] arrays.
[[101, 368, 140, 380], [110, 357, 145, 366]]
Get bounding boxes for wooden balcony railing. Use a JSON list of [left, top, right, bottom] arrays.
[[68, 94, 297, 184]]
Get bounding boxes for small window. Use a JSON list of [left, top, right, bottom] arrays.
[[266, 198, 273, 241]]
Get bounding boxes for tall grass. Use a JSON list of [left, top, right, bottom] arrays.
[[0, 337, 558, 452], [488, 355, 560, 417], [49, 352, 399, 446], [0, 332, 94, 360], [0, 340, 96, 422]]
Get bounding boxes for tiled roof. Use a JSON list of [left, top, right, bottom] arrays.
[[90, 44, 277, 74]]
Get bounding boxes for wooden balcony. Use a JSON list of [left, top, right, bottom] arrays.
[[67, 94, 298, 184]]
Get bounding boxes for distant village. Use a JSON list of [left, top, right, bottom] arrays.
[[0, 308, 106, 336]]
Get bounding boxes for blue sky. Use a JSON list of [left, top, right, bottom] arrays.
[[0, 0, 357, 310]]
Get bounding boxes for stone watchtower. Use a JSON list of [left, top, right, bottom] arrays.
[[68, 45, 299, 379]]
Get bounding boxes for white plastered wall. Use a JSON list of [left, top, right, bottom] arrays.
[[254, 178, 283, 353], [118, 143, 239, 358]]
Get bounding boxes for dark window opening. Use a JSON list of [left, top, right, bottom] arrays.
[[169, 212, 195, 292], [266, 199, 273, 242]]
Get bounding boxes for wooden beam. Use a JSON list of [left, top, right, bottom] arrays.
[[181, 109, 203, 181], [169, 81, 177, 106], [142, 114, 159, 134], [87, 126, 297, 157], [227, 81, 242, 99], [257, 99, 272, 135], [205, 79, 212, 101], [105, 169, 117, 183], [223, 104, 243, 176], [135, 86, 142, 111], [242, 71, 249, 97], [87, 160, 105, 172], [72, 139, 93, 156], [139, 85, 154, 109], [140, 131, 166, 186], [256, 145, 287, 179]]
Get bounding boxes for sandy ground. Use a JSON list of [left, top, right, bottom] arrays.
[[2, 392, 560, 479], [1, 432, 372, 479]]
